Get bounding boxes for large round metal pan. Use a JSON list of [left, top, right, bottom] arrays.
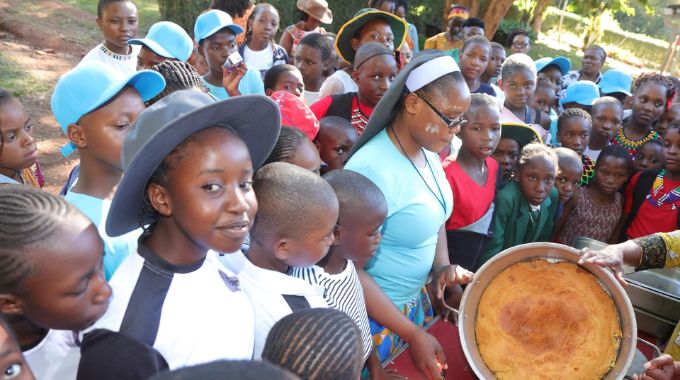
[[458, 242, 637, 379]]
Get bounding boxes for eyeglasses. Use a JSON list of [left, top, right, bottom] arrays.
[[415, 93, 467, 129]]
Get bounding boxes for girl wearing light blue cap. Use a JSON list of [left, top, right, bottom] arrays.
[[128, 21, 194, 70], [51, 62, 165, 280]]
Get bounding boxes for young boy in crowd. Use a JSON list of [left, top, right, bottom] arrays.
[[584, 97, 623, 161], [311, 42, 398, 135], [530, 79, 556, 118], [51, 63, 165, 279], [79, 0, 140, 75], [655, 103, 680, 136], [492, 122, 542, 185], [499, 53, 551, 142], [551, 147, 583, 234], [535, 56, 571, 144], [221, 162, 338, 358], [290, 169, 388, 377], [314, 116, 357, 174], [128, 21, 194, 70], [195, 10, 264, 100], [264, 64, 305, 98], [295, 33, 333, 105], [81, 92, 281, 374], [634, 139, 664, 173], [557, 108, 595, 186], [482, 143, 559, 264], [480, 42, 505, 102]]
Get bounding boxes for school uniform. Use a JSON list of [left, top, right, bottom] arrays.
[[24, 330, 80, 380], [78, 43, 140, 76], [481, 181, 559, 264], [83, 245, 255, 370], [289, 261, 372, 362], [219, 251, 327, 359]]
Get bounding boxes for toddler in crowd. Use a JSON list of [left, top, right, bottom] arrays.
[[80, 92, 281, 374], [129, 21, 194, 70], [551, 147, 582, 223], [556, 145, 632, 244], [263, 126, 322, 174], [240, 3, 288, 78], [195, 10, 264, 100], [279, 0, 331, 61], [222, 162, 337, 358], [264, 64, 305, 97], [79, 0, 139, 75], [0, 316, 34, 380], [634, 139, 664, 173], [294, 33, 334, 105], [0, 186, 112, 380], [0, 90, 41, 187], [482, 143, 559, 264], [556, 108, 595, 186], [620, 120, 680, 240], [262, 308, 363, 380], [445, 94, 501, 271], [290, 169, 387, 375], [311, 42, 397, 135], [314, 116, 357, 174], [459, 36, 495, 96], [51, 63, 165, 279], [319, 8, 406, 97], [655, 103, 680, 136], [613, 73, 675, 158], [584, 97, 623, 161], [499, 53, 551, 141]]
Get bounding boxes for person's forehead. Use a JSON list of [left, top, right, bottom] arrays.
[[584, 48, 603, 58], [359, 19, 392, 35], [507, 68, 534, 81], [207, 29, 236, 42], [593, 102, 622, 115]]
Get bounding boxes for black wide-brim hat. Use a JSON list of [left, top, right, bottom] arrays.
[[106, 90, 281, 236], [501, 121, 542, 148]]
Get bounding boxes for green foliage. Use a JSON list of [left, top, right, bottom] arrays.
[[492, 19, 537, 46], [613, 0, 668, 40], [157, 0, 210, 35]]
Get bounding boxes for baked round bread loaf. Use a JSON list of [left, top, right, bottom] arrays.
[[475, 259, 621, 379]]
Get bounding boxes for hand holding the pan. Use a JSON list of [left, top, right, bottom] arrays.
[[579, 239, 642, 286], [632, 354, 680, 380], [433, 264, 474, 300]]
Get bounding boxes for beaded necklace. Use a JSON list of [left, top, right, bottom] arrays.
[[646, 169, 680, 210], [613, 128, 659, 156]]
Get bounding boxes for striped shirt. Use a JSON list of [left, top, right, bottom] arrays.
[[289, 261, 372, 362]]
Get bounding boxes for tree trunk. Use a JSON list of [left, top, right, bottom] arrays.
[[481, 0, 515, 40], [531, 0, 552, 33]]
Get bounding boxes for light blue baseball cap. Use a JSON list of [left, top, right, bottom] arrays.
[[194, 9, 243, 45], [599, 69, 632, 97], [51, 63, 166, 156], [535, 56, 571, 76], [128, 21, 193, 62], [561, 80, 600, 106]]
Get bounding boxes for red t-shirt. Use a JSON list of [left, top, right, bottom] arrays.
[[624, 171, 680, 238], [444, 157, 499, 230], [310, 94, 374, 135]]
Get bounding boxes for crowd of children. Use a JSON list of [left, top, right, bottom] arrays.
[[2, 0, 680, 379]]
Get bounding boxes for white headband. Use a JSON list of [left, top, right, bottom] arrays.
[[405, 56, 460, 92]]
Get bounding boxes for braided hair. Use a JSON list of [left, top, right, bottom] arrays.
[[0, 185, 85, 294], [148, 61, 207, 105], [633, 73, 676, 112], [557, 107, 591, 133], [262, 126, 307, 166], [243, 3, 279, 50], [262, 308, 363, 380]]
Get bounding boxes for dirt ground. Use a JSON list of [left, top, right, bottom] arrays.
[[0, 0, 99, 193]]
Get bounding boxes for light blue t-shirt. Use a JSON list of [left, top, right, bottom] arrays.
[[202, 67, 265, 100], [345, 129, 453, 308], [549, 108, 559, 145], [64, 192, 140, 280]]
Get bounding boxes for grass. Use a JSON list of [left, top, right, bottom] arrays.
[[0, 52, 52, 98], [63, 0, 160, 33]]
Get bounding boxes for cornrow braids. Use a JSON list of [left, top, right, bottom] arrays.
[[558, 107, 591, 133], [633, 73, 676, 112], [243, 3, 278, 50], [262, 126, 307, 167], [148, 61, 207, 105], [0, 185, 83, 294], [518, 142, 557, 169], [262, 308, 363, 380]]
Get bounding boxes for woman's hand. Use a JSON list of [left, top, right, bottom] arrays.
[[632, 355, 679, 380], [222, 63, 247, 97], [433, 264, 473, 301], [579, 245, 627, 286]]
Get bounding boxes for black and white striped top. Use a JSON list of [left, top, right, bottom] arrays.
[[289, 261, 372, 361]]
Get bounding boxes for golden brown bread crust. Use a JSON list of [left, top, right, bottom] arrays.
[[475, 259, 621, 379]]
